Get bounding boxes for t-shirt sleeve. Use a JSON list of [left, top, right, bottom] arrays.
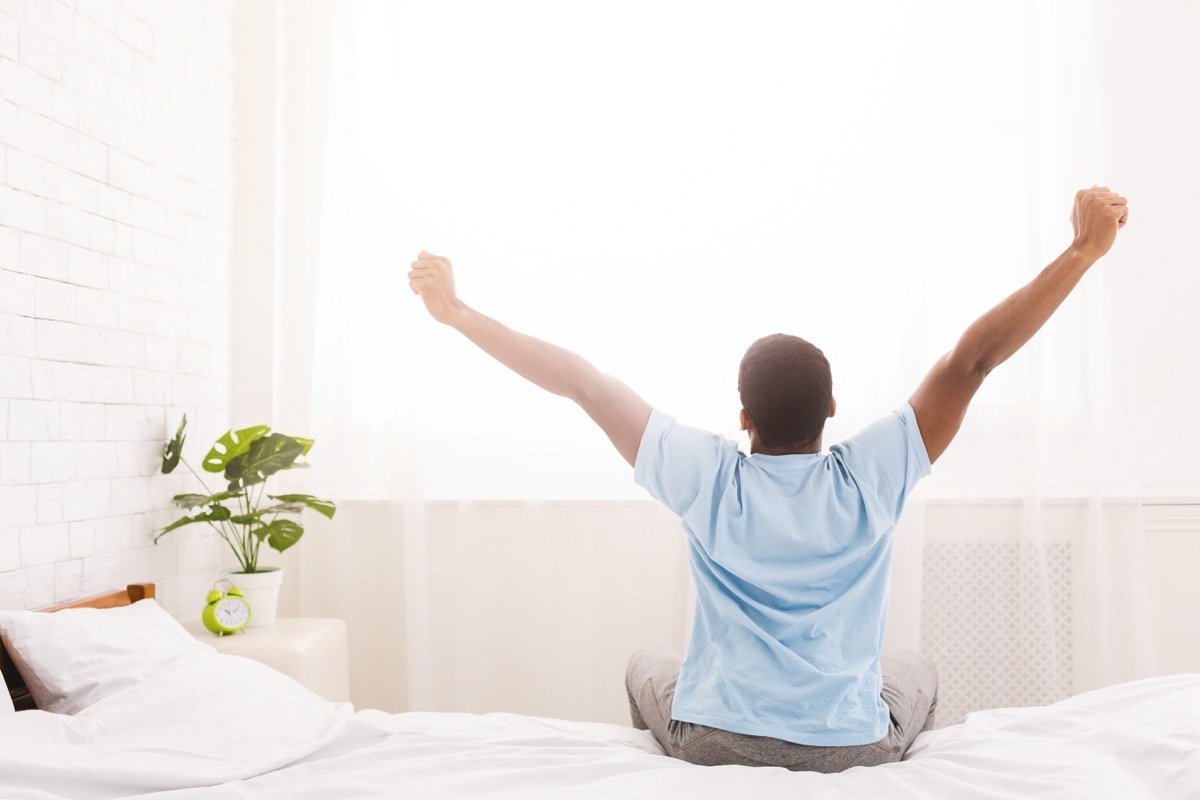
[[830, 402, 931, 521], [634, 409, 730, 518]]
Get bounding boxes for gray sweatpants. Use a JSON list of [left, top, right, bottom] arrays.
[[625, 648, 938, 773]]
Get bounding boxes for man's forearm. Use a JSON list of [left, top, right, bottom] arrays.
[[953, 244, 1098, 376], [410, 250, 652, 467], [908, 188, 1125, 464], [446, 303, 603, 404]]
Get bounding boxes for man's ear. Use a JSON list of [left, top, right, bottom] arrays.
[[739, 409, 750, 431], [829, 397, 837, 418]]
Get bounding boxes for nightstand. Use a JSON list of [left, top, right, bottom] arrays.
[[185, 617, 351, 703]]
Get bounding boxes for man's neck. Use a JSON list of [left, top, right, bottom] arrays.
[[750, 436, 822, 456]]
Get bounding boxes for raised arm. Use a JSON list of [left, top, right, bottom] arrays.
[[407, 251, 652, 467], [910, 187, 1129, 464]]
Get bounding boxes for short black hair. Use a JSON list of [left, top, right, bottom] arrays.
[[738, 334, 832, 449]]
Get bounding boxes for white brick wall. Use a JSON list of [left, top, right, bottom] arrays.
[[0, 0, 232, 617]]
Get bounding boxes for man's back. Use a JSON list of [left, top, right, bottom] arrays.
[[635, 404, 930, 745]]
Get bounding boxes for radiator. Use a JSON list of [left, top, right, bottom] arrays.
[[920, 539, 1073, 727], [918, 496, 1199, 727]]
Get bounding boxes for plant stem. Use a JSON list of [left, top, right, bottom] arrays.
[[183, 455, 245, 564], [243, 485, 256, 571], [181, 457, 215, 497], [206, 522, 244, 571], [231, 485, 247, 570]]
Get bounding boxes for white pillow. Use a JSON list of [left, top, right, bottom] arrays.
[[0, 599, 211, 715]]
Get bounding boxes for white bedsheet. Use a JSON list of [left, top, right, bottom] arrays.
[[1, 651, 1197, 799]]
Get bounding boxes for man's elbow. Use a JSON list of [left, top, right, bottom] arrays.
[[567, 370, 610, 409], [948, 323, 1010, 378], [944, 345, 994, 383]]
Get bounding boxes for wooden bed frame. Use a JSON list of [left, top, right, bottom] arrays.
[[2, 583, 156, 712]]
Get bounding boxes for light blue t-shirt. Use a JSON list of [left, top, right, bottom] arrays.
[[634, 403, 931, 746]]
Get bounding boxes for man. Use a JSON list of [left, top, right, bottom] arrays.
[[408, 187, 1128, 772]]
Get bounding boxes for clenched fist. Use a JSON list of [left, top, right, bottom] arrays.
[[1071, 186, 1128, 260], [408, 250, 464, 325]]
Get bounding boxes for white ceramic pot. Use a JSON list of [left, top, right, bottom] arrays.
[[222, 568, 283, 627]]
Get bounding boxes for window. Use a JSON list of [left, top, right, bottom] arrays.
[[313, 1, 1097, 500]]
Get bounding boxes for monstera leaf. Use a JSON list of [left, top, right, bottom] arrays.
[[225, 434, 305, 491], [227, 508, 301, 524], [281, 437, 314, 471], [268, 494, 336, 519], [154, 504, 232, 543], [261, 502, 307, 515], [172, 493, 210, 509], [161, 415, 187, 474], [253, 518, 305, 552], [172, 490, 239, 509], [202, 425, 272, 473]]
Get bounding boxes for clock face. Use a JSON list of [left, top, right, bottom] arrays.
[[215, 598, 250, 629]]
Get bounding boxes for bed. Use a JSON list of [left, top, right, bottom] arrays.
[[1, 584, 1197, 799]]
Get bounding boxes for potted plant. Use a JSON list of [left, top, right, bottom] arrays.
[[157, 415, 336, 626]]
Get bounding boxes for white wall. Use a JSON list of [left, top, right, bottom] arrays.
[[295, 500, 690, 721], [1087, 0, 1200, 681], [1140, 501, 1200, 676], [1092, 0, 1200, 490], [0, 0, 234, 617], [301, 499, 1196, 723]]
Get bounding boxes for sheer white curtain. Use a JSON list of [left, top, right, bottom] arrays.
[[275, 0, 1155, 722]]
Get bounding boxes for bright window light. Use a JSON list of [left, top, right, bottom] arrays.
[[313, 1, 1091, 500]]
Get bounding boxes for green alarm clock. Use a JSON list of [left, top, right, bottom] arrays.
[[202, 581, 252, 636]]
